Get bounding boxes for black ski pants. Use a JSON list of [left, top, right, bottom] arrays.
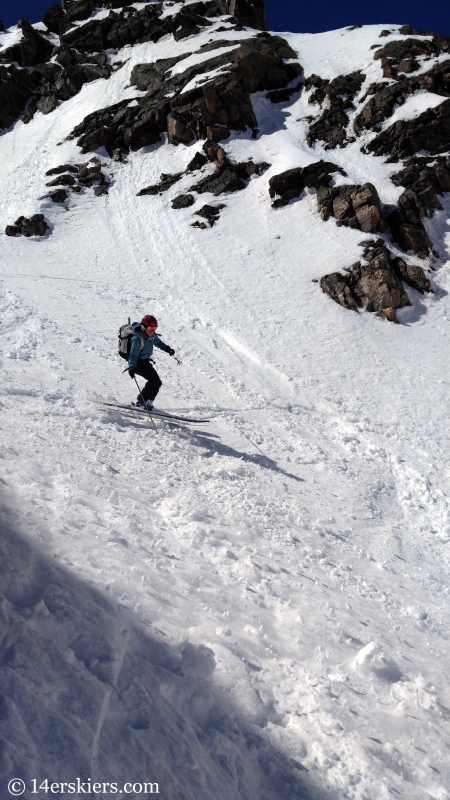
[[133, 360, 162, 402]]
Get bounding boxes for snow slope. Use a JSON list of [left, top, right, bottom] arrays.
[[1, 12, 450, 800]]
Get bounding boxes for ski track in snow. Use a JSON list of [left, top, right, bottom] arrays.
[[1, 17, 450, 800]]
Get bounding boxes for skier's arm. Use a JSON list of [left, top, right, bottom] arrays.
[[154, 336, 174, 355], [128, 335, 142, 369]]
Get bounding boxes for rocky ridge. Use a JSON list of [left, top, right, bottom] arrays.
[[1, 2, 449, 320], [66, 33, 301, 154]]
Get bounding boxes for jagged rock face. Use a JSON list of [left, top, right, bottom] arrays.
[[2, 3, 448, 323], [387, 193, 432, 259], [367, 98, 450, 161], [0, 64, 40, 129], [0, 0, 269, 132], [392, 156, 450, 202], [354, 60, 450, 134], [68, 34, 301, 153], [320, 240, 431, 322], [357, 31, 450, 161], [317, 183, 387, 234], [384, 158, 450, 260], [374, 38, 441, 77], [373, 34, 450, 78], [305, 72, 365, 148], [59, 0, 267, 30], [0, 17, 53, 66]]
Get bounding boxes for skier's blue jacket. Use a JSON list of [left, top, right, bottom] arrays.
[[128, 322, 170, 369]]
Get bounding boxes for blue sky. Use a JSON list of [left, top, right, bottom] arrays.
[[1, 0, 449, 34]]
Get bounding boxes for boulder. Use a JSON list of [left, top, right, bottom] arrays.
[[190, 166, 246, 194], [6, 214, 49, 237], [203, 140, 228, 168], [36, 95, 59, 115], [224, 0, 267, 30], [391, 156, 450, 209], [269, 161, 346, 207], [63, 0, 96, 24], [195, 203, 226, 225], [317, 183, 387, 234], [172, 194, 195, 209], [5, 225, 21, 237], [383, 160, 450, 258], [186, 151, 208, 172], [320, 240, 430, 322], [393, 257, 432, 293], [206, 125, 230, 141], [190, 157, 269, 196], [319, 272, 359, 312], [47, 189, 68, 203], [167, 113, 196, 144]]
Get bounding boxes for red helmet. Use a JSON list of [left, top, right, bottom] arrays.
[[141, 314, 158, 328]]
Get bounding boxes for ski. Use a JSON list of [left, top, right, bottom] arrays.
[[99, 402, 210, 424]]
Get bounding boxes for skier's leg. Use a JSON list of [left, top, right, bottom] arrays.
[[134, 361, 162, 402]]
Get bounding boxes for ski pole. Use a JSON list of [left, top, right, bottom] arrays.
[[133, 374, 145, 404], [133, 375, 157, 430]]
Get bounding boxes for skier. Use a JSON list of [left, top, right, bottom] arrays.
[[127, 315, 175, 410]]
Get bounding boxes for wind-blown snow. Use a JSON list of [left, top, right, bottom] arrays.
[[1, 16, 450, 800]]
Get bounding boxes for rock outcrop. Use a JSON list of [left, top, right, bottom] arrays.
[[354, 60, 450, 134], [68, 33, 301, 155], [138, 138, 269, 200], [0, 64, 40, 130], [268, 161, 346, 207], [385, 156, 450, 258], [0, 17, 53, 66], [39, 159, 110, 199], [22, 57, 115, 124], [366, 98, 450, 161], [5, 214, 49, 237], [305, 71, 365, 148], [320, 239, 431, 322], [194, 203, 226, 226], [317, 183, 387, 234], [373, 34, 450, 78], [0, 0, 269, 132]]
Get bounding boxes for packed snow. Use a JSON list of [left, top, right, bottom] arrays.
[[1, 11, 450, 800]]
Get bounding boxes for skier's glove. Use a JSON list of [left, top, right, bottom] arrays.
[[128, 368, 135, 379], [167, 347, 175, 356]]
